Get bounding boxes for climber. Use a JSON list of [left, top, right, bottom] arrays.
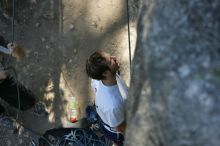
[[86, 50, 129, 146]]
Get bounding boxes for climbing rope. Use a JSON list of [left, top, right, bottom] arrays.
[[12, 0, 15, 43], [57, 129, 107, 146], [11, 0, 21, 121], [126, 0, 132, 77], [36, 127, 110, 146]]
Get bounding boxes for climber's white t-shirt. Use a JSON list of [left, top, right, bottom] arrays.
[[91, 76, 128, 132]]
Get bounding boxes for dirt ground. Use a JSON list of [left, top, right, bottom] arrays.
[[0, 0, 138, 145]]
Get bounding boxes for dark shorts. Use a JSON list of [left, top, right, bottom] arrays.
[[0, 76, 35, 110]]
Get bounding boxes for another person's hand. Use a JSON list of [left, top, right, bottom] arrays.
[[7, 43, 25, 60], [0, 70, 7, 80]]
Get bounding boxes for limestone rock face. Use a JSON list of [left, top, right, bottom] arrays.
[[125, 0, 220, 146]]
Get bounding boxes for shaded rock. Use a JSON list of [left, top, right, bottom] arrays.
[[68, 59, 73, 63], [73, 49, 77, 54], [125, 0, 220, 146], [0, 115, 38, 145], [41, 37, 46, 43], [69, 23, 75, 31], [35, 22, 40, 28], [32, 102, 48, 117]]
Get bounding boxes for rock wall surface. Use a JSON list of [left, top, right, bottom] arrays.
[[126, 0, 220, 146]]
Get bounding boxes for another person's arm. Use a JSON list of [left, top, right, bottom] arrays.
[[7, 43, 25, 60], [0, 42, 25, 60], [0, 45, 12, 55]]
